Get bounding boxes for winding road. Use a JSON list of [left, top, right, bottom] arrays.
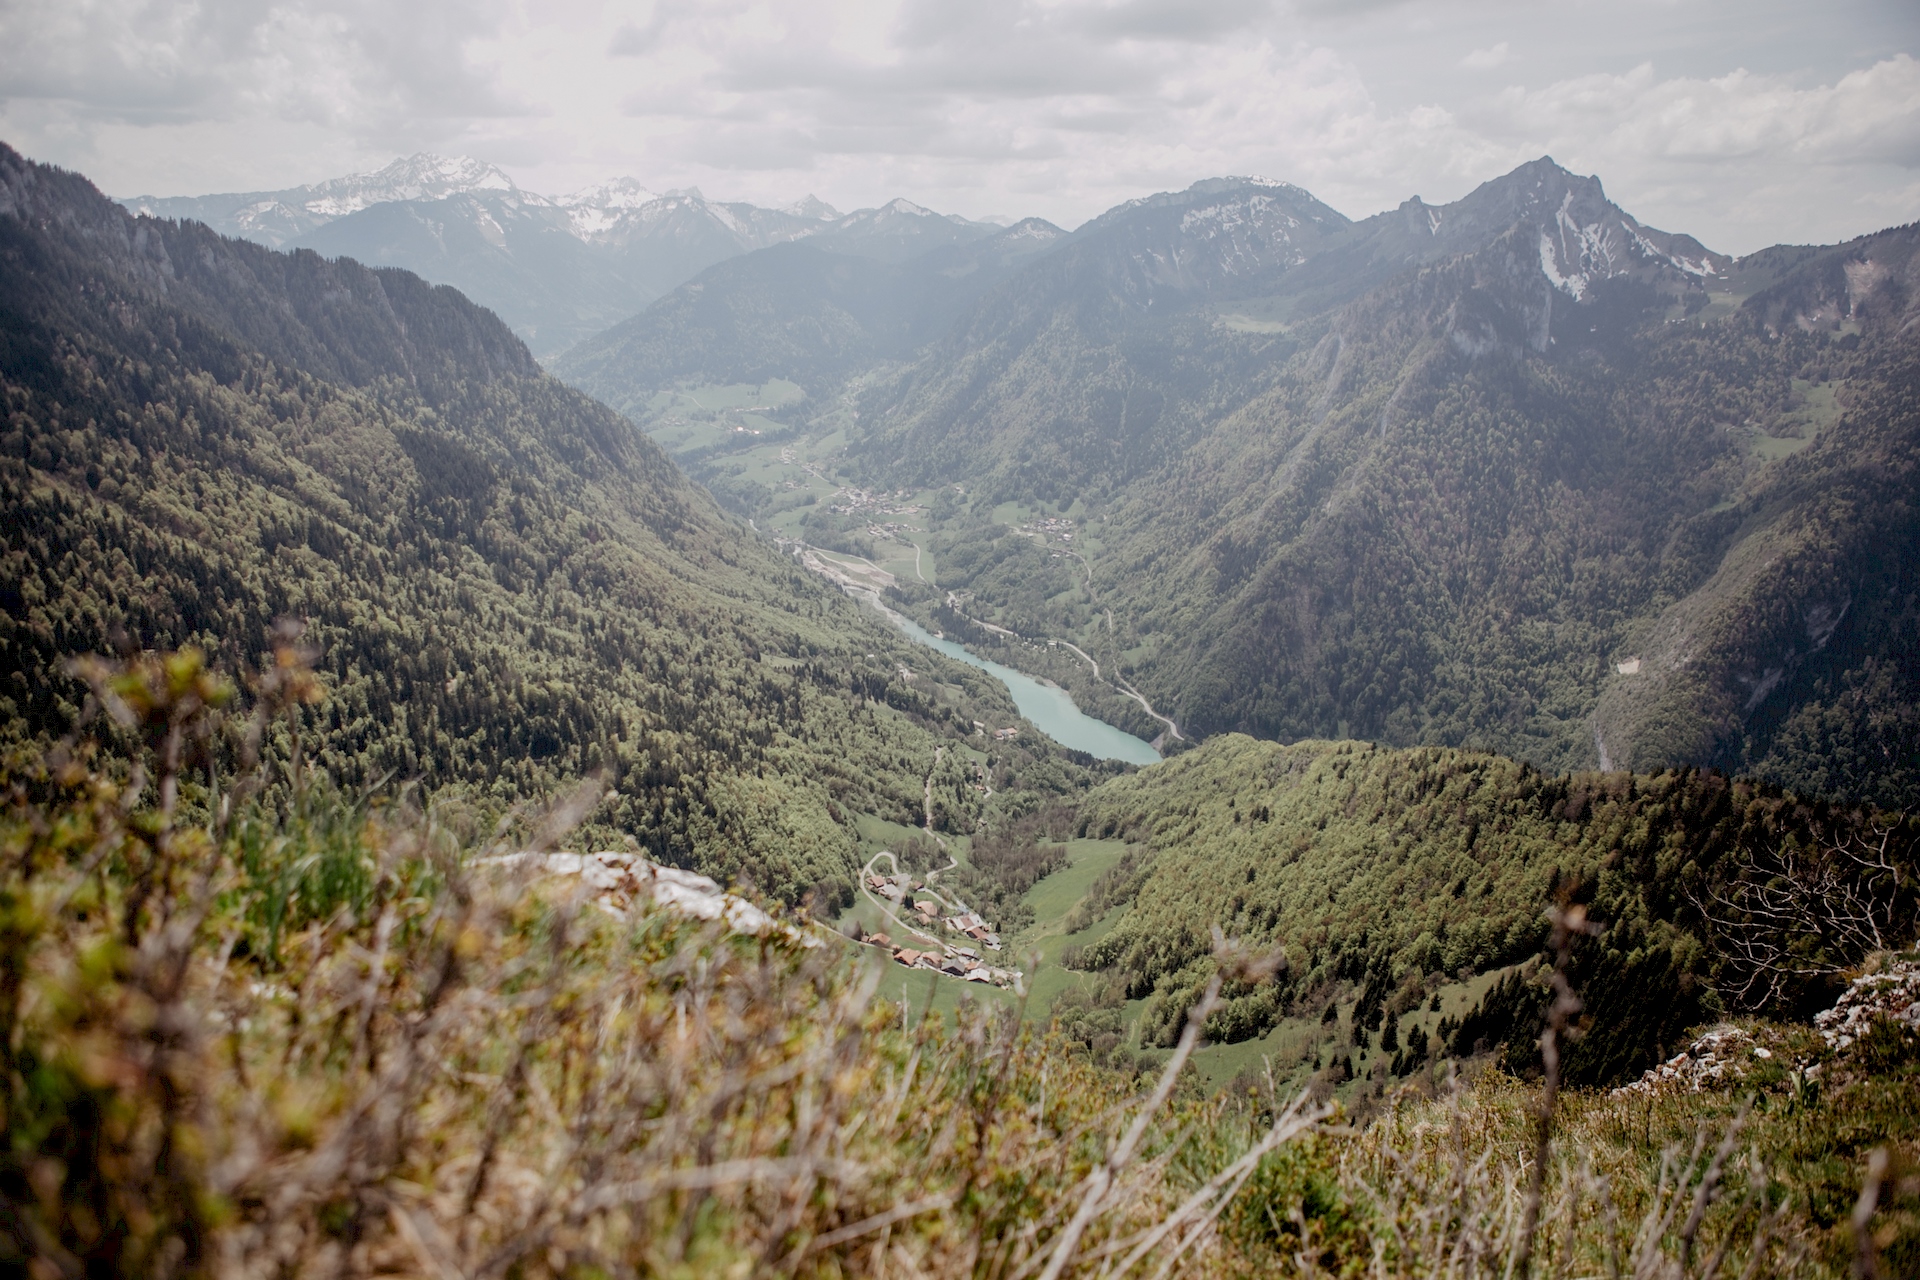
[[859, 848, 1020, 993], [1035, 526, 1183, 746], [1047, 639, 1183, 744], [923, 747, 949, 849], [860, 850, 946, 948]]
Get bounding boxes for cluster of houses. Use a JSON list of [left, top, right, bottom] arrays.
[[1027, 516, 1076, 541], [860, 861, 1018, 988], [826, 486, 926, 521], [862, 931, 1016, 987], [945, 909, 1000, 949], [872, 886, 1001, 951], [866, 870, 913, 899]]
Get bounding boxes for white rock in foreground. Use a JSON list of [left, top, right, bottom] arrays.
[[1613, 1026, 1769, 1096], [1812, 959, 1920, 1051], [479, 852, 820, 948]]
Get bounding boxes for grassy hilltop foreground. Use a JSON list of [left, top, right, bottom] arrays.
[[0, 649, 1916, 1278]]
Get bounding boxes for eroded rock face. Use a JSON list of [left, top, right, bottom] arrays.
[[1613, 1026, 1775, 1096], [1813, 959, 1920, 1052], [1612, 957, 1920, 1096]]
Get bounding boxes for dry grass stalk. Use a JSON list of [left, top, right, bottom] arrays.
[[2, 647, 1332, 1280]]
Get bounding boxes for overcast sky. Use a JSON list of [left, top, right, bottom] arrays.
[[2, 0, 1915, 254]]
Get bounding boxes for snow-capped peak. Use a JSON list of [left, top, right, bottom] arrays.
[[557, 176, 659, 210], [1532, 187, 1725, 300], [1002, 218, 1064, 242], [299, 153, 522, 219], [781, 194, 842, 221], [880, 198, 935, 217], [1188, 175, 1312, 199]]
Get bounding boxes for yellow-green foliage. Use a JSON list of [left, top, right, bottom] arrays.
[[0, 652, 1911, 1279], [1223, 1060, 1919, 1278], [0, 734, 1193, 1278], [1075, 735, 1877, 1056]]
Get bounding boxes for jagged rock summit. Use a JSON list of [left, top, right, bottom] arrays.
[[1066, 157, 1728, 317]]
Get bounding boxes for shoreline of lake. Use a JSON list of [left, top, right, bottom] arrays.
[[869, 602, 1162, 766]]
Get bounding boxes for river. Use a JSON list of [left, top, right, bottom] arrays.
[[878, 609, 1161, 766]]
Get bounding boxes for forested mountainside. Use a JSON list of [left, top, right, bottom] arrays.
[[0, 143, 1094, 904], [582, 155, 1917, 806], [1067, 734, 1915, 1080]]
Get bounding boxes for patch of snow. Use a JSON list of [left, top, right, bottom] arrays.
[[557, 176, 659, 211], [299, 153, 522, 219], [781, 194, 841, 220], [1539, 231, 1588, 300], [1806, 599, 1850, 651], [1740, 665, 1785, 713], [1004, 219, 1062, 241], [1627, 224, 1717, 277]]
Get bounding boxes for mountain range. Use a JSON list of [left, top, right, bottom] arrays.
[[121, 154, 1007, 357], [46, 140, 1920, 827], [558, 159, 1920, 809]]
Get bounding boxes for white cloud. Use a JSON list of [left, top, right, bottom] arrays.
[[1468, 54, 1920, 246], [1460, 41, 1509, 70], [0, 0, 529, 185], [1486, 55, 1920, 168], [0, 0, 1913, 252]]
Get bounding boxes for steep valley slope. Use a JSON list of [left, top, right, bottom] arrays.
[[0, 143, 1097, 906]]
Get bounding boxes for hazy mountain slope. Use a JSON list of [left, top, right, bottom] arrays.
[[845, 178, 1352, 487], [1132, 222, 1918, 792], [293, 190, 657, 357], [1593, 227, 1920, 802], [123, 154, 1008, 361], [122, 153, 522, 247], [804, 196, 1005, 262], [553, 219, 1067, 414], [851, 163, 1719, 490], [0, 143, 1082, 903], [291, 187, 859, 357]]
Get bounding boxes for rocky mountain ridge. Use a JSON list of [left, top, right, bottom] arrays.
[[119, 153, 1003, 357]]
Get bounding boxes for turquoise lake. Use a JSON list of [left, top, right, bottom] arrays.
[[878, 608, 1161, 766]]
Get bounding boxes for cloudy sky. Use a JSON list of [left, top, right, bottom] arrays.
[[1, 0, 1915, 253]]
